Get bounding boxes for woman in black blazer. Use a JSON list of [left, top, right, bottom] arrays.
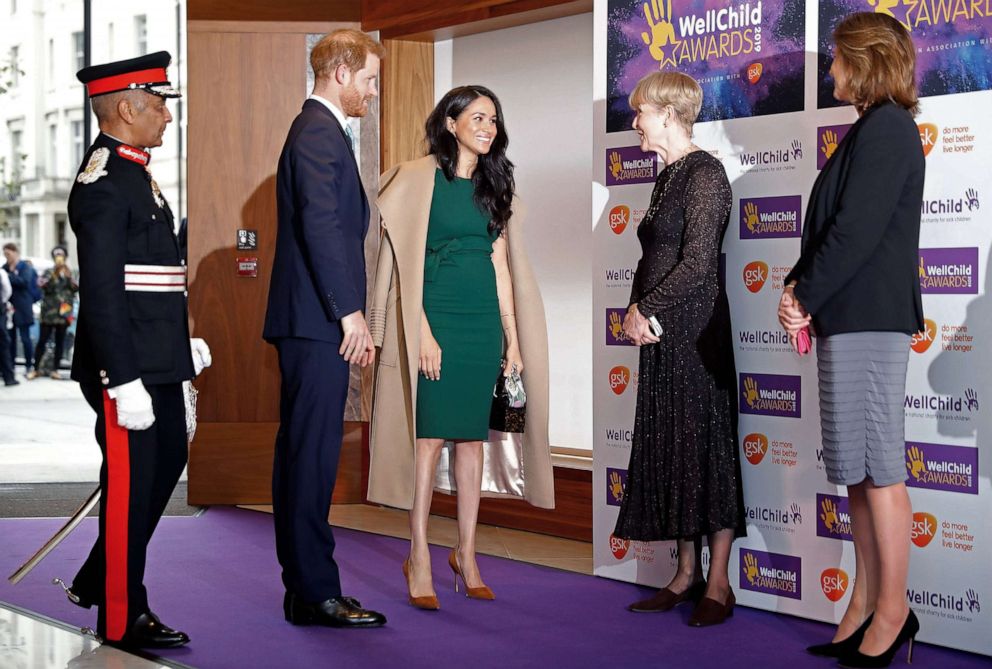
[[778, 13, 924, 668]]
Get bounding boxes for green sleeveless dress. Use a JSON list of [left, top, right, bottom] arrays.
[[416, 169, 503, 440]]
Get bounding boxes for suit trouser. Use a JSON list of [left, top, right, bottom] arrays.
[[72, 382, 188, 641], [8, 323, 33, 370], [272, 338, 349, 602], [0, 324, 13, 382]]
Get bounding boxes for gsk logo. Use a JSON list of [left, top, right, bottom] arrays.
[[747, 62, 763, 84], [743, 261, 768, 293], [609, 366, 631, 395], [742, 433, 768, 465], [609, 205, 630, 234], [821, 568, 849, 602], [911, 512, 938, 548], [610, 534, 630, 560], [911, 319, 937, 354], [918, 123, 938, 157]]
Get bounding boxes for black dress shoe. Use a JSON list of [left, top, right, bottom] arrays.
[[107, 612, 190, 649], [284, 592, 386, 628], [806, 613, 873, 657]]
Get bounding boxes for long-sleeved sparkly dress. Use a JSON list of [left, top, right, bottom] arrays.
[[613, 150, 746, 541]]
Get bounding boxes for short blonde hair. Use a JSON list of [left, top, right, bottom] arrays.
[[629, 71, 703, 131], [833, 12, 918, 115], [310, 29, 386, 82]]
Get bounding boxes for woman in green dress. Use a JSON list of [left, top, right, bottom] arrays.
[[370, 86, 538, 610]]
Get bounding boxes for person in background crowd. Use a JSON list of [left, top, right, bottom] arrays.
[[614, 71, 745, 627], [27, 245, 79, 380], [0, 266, 16, 385], [778, 12, 924, 668], [3, 242, 40, 374]]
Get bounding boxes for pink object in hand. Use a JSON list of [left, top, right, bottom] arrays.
[[796, 327, 811, 356]]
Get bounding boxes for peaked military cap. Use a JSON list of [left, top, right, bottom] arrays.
[[76, 51, 181, 99]]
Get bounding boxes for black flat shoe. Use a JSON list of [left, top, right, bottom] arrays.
[[839, 610, 919, 668], [628, 580, 705, 612], [106, 612, 190, 649], [806, 613, 874, 657], [284, 592, 386, 628]]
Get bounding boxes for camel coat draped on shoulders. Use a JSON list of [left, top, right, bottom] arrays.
[[367, 155, 555, 510]]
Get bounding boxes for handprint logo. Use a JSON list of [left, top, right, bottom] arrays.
[[965, 388, 979, 412], [609, 151, 623, 180], [609, 310, 626, 342], [906, 445, 928, 481], [820, 498, 838, 532], [919, 255, 928, 279], [821, 130, 838, 160], [743, 552, 760, 585], [789, 502, 802, 524], [640, 0, 680, 68], [742, 377, 760, 409], [609, 470, 625, 504], [743, 201, 761, 233], [966, 589, 981, 613], [965, 188, 979, 211], [791, 139, 803, 160]]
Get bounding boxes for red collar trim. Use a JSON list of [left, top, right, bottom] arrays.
[[116, 145, 150, 166]]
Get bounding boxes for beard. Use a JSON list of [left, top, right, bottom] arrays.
[[340, 82, 371, 118]]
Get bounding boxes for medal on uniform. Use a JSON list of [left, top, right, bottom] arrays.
[[76, 148, 110, 184], [146, 166, 165, 208]]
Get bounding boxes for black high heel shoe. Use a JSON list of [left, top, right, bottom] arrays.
[[806, 613, 873, 657], [840, 610, 920, 668]]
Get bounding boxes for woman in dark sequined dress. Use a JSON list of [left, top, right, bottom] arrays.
[[614, 71, 745, 627]]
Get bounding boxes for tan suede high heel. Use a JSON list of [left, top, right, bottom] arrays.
[[402, 558, 440, 610], [448, 549, 495, 600]]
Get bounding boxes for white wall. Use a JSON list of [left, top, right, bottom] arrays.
[[436, 13, 594, 451]]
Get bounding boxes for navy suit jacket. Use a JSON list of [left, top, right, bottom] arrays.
[[3, 260, 39, 326], [263, 100, 370, 344], [785, 102, 925, 337]]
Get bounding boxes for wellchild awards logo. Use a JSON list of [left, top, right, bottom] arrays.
[[817, 124, 853, 169], [816, 493, 853, 541], [739, 196, 802, 239], [905, 442, 979, 495], [739, 373, 801, 418], [740, 549, 802, 600], [918, 248, 979, 294], [606, 467, 628, 507], [606, 147, 658, 186]]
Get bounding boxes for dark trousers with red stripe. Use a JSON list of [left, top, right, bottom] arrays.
[[72, 382, 187, 641], [272, 338, 349, 603]]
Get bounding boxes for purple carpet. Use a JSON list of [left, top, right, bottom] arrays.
[[0, 507, 985, 669]]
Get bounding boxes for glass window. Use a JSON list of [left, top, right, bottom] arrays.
[[9, 45, 19, 87], [48, 124, 57, 176], [72, 31, 84, 72], [134, 15, 147, 56], [71, 120, 83, 169], [10, 129, 22, 175]]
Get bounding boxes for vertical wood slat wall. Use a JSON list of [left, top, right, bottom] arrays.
[[186, 21, 365, 505]]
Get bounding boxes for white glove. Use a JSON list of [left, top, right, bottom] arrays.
[[190, 338, 212, 376], [108, 379, 155, 430]]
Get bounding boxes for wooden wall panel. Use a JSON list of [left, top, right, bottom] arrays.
[[380, 40, 434, 171], [189, 0, 360, 22], [188, 422, 366, 505], [363, 0, 591, 39]]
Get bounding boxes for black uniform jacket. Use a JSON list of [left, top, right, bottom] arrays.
[[785, 102, 926, 337], [67, 133, 195, 388], [262, 99, 370, 344]]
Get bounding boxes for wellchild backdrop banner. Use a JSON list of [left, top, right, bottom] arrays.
[[592, 0, 992, 656]]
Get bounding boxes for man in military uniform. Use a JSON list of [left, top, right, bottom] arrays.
[[63, 51, 211, 649]]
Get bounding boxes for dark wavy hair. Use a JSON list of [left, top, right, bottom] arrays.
[[425, 85, 515, 236]]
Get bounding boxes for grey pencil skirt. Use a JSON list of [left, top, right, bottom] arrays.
[[816, 331, 911, 487]]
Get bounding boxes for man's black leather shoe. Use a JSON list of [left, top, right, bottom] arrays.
[[283, 592, 386, 628], [107, 612, 190, 649]]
